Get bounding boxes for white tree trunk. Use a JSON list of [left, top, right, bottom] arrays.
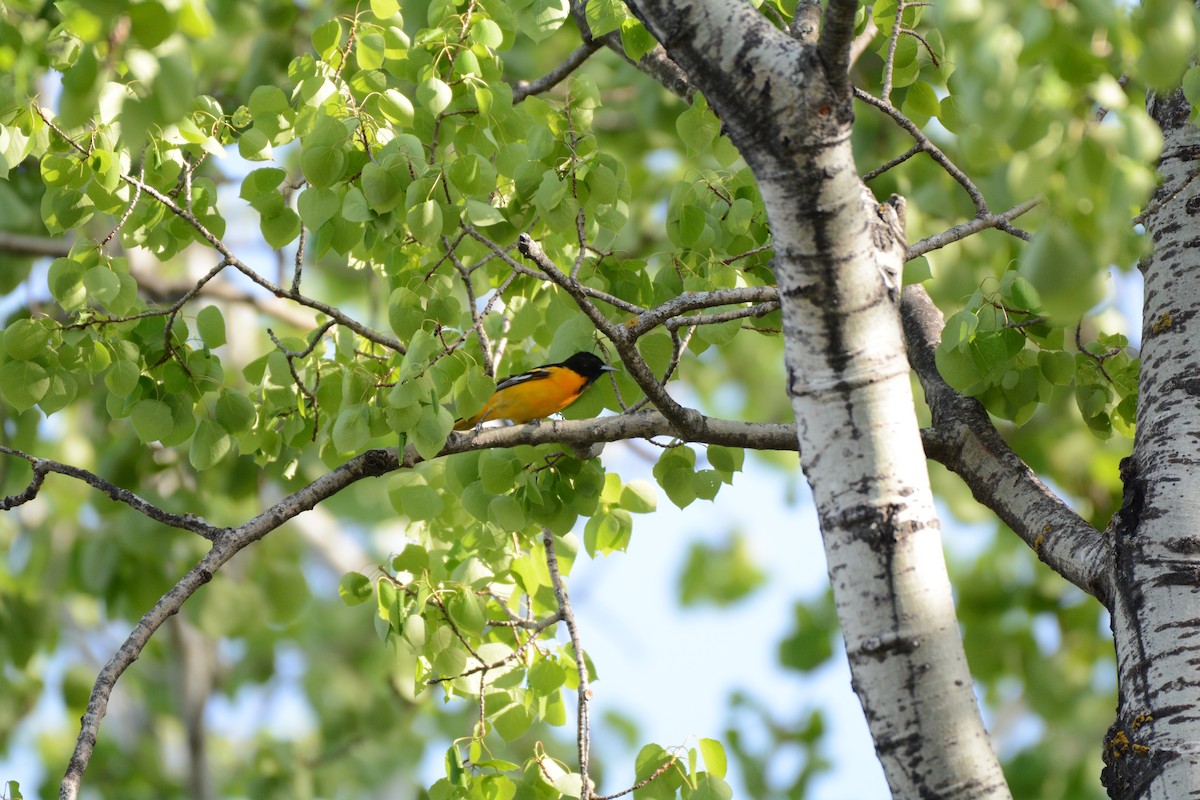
[[625, 1, 1010, 796], [1104, 86, 1200, 800]]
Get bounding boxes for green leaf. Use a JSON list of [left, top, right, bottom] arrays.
[[41, 186, 94, 234], [338, 572, 373, 605], [683, 774, 732, 800], [634, 744, 680, 800], [312, 18, 342, 59], [778, 596, 837, 672], [1184, 66, 1200, 106], [903, 255, 932, 285], [215, 389, 256, 432], [1019, 222, 1104, 323], [528, 654, 567, 695], [356, 30, 385, 70], [4, 319, 50, 361], [619, 479, 656, 513], [471, 17, 503, 48], [464, 198, 506, 226], [412, 404, 454, 461], [196, 305, 226, 349], [389, 472, 445, 521], [902, 81, 940, 117], [48, 258, 87, 309], [301, 145, 346, 189], [82, 267, 121, 306], [1038, 350, 1075, 386], [261, 208, 302, 249], [417, 77, 453, 115], [388, 545, 427, 578], [190, 419, 232, 469], [407, 199, 443, 245], [678, 534, 765, 606], [698, 739, 726, 780], [488, 495, 528, 531], [0, 361, 49, 411], [706, 445, 744, 474], [518, 0, 569, 43], [131, 398, 174, 443], [585, 0, 626, 36], [362, 162, 403, 213], [333, 403, 371, 453], [370, 0, 399, 19], [378, 89, 414, 126], [298, 187, 340, 228], [493, 704, 533, 742], [237, 127, 272, 161], [677, 102, 719, 153], [105, 358, 141, 396]]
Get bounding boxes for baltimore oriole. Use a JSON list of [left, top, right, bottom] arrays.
[[453, 351, 617, 430]]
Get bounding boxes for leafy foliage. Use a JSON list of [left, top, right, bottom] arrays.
[[0, 0, 1184, 796]]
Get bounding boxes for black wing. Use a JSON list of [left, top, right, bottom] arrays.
[[493, 366, 554, 392]]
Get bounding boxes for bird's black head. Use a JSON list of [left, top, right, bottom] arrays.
[[562, 351, 617, 379]]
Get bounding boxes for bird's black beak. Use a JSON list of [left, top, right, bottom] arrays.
[[600, 365, 618, 372]]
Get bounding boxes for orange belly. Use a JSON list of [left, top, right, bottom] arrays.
[[453, 373, 587, 430]]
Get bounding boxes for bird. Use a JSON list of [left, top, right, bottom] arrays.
[[453, 351, 617, 430]]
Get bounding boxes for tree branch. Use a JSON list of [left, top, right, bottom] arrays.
[[516, 233, 703, 433], [900, 286, 1113, 608], [59, 448, 398, 800], [543, 530, 592, 800], [0, 231, 72, 257], [818, 0, 859, 100], [853, 87, 991, 217], [514, 40, 603, 103], [120, 173, 406, 354], [625, 286, 779, 338], [0, 445, 225, 540], [569, 1, 693, 101], [907, 198, 1040, 260]]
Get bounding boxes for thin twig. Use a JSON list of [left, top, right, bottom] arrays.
[[0, 445, 225, 540], [879, 0, 907, 103], [853, 87, 990, 216], [906, 198, 1040, 260], [593, 755, 680, 800], [544, 529, 591, 800], [863, 142, 923, 183], [513, 41, 603, 103]]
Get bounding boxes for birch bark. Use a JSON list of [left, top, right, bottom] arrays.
[[624, 1, 1010, 796], [1103, 85, 1200, 800]]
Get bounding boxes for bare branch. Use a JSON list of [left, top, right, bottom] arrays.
[[907, 198, 1040, 260], [0, 231, 72, 258], [853, 87, 990, 217], [900, 286, 1113, 608], [514, 40, 603, 103], [0, 445, 225, 540], [626, 286, 779, 338], [119, 172, 405, 353], [59, 448, 398, 800], [462, 226, 648, 315], [863, 142, 923, 183], [130, 265, 319, 331], [665, 302, 779, 330], [543, 529, 592, 800], [879, 1, 906, 102]]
